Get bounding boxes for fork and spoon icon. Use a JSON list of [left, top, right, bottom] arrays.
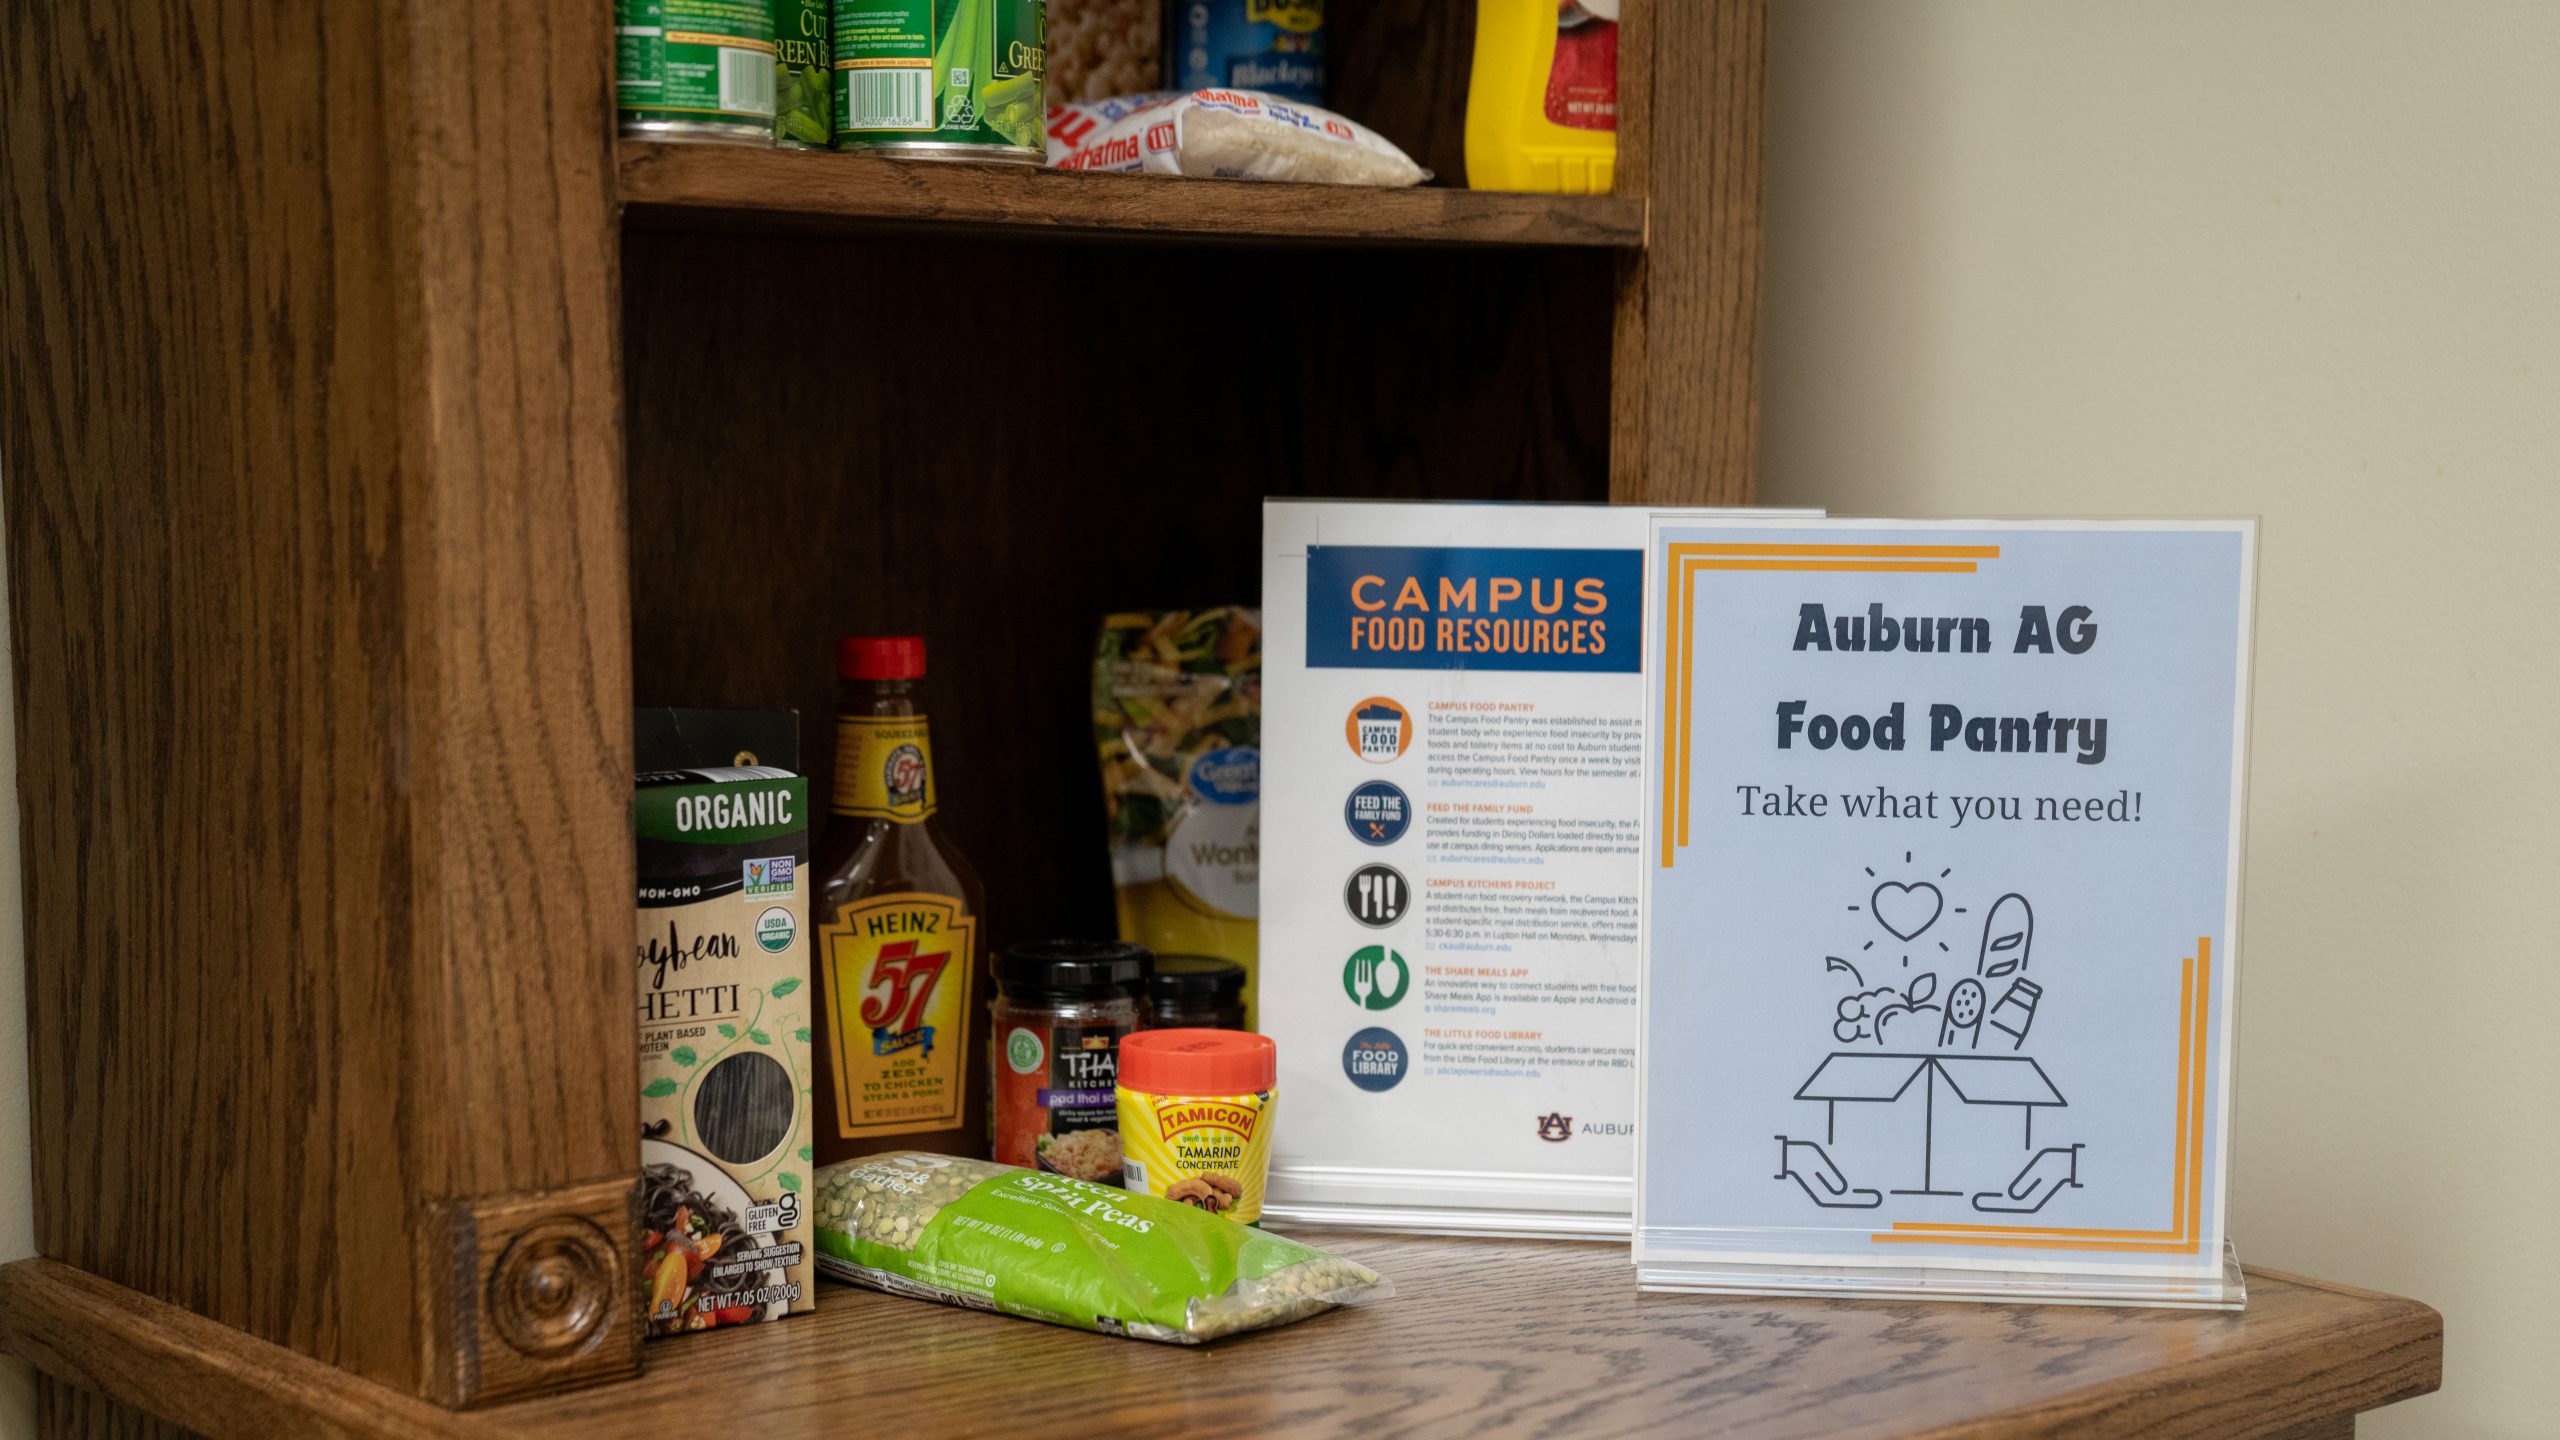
[[1348, 947, 1409, 1010]]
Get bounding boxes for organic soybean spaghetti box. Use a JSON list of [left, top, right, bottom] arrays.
[[636, 765, 815, 1335]]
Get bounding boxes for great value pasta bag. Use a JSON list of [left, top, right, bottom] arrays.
[[1093, 610, 1261, 1025], [813, 1153, 1387, 1343], [1046, 89, 1427, 186]]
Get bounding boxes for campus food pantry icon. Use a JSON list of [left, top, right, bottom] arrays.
[[1346, 696, 1413, 763]]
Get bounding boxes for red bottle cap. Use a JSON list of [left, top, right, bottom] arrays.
[[1118, 1028, 1276, 1095], [839, 635, 926, 680]]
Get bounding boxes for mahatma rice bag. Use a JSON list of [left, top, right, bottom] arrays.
[[813, 1153, 1387, 1343], [1046, 89, 1427, 186]]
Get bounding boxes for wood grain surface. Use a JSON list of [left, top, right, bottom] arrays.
[[390, 0, 643, 1402], [35, 1379, 194, 1440], [0, 0, 637, 1412], [620, 143, 1648, 249], [8, 1262, 466, 1440], [622, 228, 1613, 948], [35, 1373, 197, 1434], [1611, 0, 1766, 505], [0, 1243, 2442, 1440]]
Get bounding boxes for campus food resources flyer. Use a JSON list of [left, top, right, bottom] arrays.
[[1637, 519, 2254, 1297], [1263, 502, 1788, 1231]]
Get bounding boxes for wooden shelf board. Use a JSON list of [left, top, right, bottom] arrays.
[[1, 1237, 2440, 1439], [617, 140, 1649, 248]]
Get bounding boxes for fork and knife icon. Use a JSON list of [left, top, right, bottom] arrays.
[[1350, 866, 1405, 924]]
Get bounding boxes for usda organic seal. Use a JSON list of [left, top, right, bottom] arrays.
[[755, 905, 798, 953]]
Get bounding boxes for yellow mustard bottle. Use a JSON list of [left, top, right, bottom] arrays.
[[1464, 0, 1620, 194]]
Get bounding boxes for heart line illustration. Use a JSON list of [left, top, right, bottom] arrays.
[[1870, 881, 1944, 941]]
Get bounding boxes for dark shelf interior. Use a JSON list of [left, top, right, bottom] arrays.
[[622, 227, 1615, 943]]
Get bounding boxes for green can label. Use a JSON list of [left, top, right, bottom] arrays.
[[616, 0, 779, 130], [774, 0, 833, 147], [833, 0, 1047, 154]]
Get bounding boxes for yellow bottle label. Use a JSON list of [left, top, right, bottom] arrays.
[[1245, 0, 1322, 34], [1115, 1087, 1275, 1225], [819, 892, 977, 1138], [833, 714, 937, 822]]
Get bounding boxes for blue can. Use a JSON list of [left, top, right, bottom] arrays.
[[1165, 0, 1325, 103]]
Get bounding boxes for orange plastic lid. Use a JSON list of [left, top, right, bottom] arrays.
[[1118, 1028, 1276, 1094]]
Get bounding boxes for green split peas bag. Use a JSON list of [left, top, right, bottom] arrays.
[[814, 1153, 1387, 1343]]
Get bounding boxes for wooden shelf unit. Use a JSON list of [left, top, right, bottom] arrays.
[[620, 140, 1651, 247], [0, 1244, 2443, 1440], [1, 0, 2435, 1436]]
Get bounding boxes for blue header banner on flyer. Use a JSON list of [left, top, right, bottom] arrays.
[[1637, 520, 2255, 1296], [1304, 545, 1642, 673]]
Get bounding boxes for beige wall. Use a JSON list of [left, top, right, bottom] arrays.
[[0, 4, 2552, 1438], [1761, 3, 2558, 1436]]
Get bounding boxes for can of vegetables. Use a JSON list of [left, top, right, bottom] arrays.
[[833, 0, 1048, 162], [615, 0, 779, 146], [772, 0, 833, 149], [1117, 1029, 1275, 1226]]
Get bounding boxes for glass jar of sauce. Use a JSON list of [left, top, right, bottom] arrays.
[[988, 940, 1150, 1180], [1145, 953, 1249, 1031]]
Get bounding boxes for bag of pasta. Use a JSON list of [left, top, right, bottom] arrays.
[[1093, 609, 1261, 1024], [813, 1153, 1386, 1343]]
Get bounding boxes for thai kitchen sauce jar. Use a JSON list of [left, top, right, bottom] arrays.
[[989, 940, 1149, 1182]]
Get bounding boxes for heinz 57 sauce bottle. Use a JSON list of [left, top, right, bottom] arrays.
[[812, 635, 990, 1163]]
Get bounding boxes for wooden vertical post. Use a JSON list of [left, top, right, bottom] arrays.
[[1611, 0, 1768, 506], [0, 0, 638, 1413]]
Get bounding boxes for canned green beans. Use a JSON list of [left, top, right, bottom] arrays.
[[833, 0, 1049, 163], [617, 0, 780, 144], [773, 0, 833, 148]]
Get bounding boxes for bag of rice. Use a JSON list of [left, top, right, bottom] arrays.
[[813, 1152, 1388, 1343], [1046, 89, 1428, 186]]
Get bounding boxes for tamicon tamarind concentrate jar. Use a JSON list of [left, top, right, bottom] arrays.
[[1116, 1029, 1277, 1226]]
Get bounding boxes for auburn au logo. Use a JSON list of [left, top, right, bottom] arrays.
[[1536, 1112, 1573, 1142]]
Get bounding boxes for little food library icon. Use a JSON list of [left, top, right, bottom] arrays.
[[1343, 1028, 1408, 1091], [1347, 696, 1413, 762]]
